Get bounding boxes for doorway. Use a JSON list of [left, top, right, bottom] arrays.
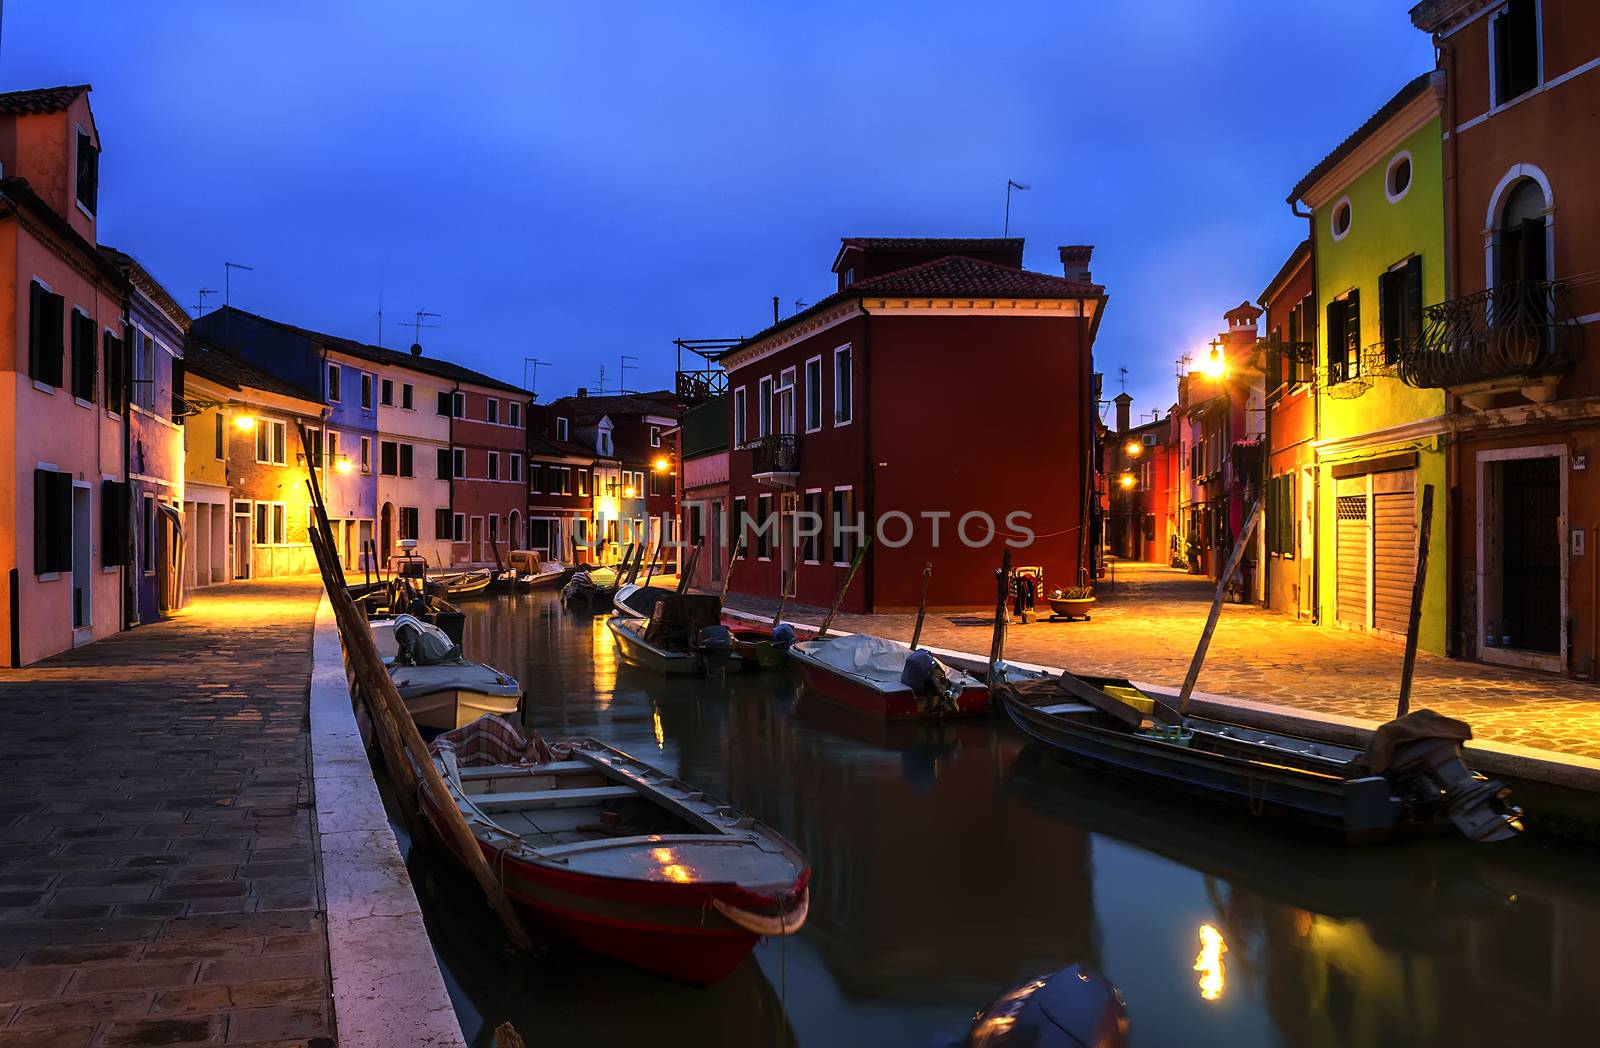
[[1479, 446, 1565, 671], [470, 517, 483, 564], [380, 502, 394, 564], [233, 503, 252, 580], [71, 484, 92, 630], [710, 499, 724, 581]]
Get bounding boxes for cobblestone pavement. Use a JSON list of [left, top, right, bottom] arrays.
[[717, 560, 1600, 759], [0, 577, 333, 1048]]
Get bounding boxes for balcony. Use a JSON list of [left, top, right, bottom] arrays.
[[750, 433, 799, 487], [1397, 281, 1583, 409], [675, 368, 727, 401]]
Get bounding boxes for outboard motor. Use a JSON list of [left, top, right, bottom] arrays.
[[901, 648, 940, 696], [770, 623, 797, 650], [962, 964, 1128, 1048], [392, 614, 462, 667], [1389, 736, 1524, 842], [696, 623, 735, 672]]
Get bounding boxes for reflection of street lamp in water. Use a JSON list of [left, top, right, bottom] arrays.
[[1194, 924, 1227, 1002]]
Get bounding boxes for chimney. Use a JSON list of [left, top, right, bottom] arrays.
[[577, 387, 588, 398], [1059, 245, 1094, 284], [1113, 392, 1132, 434]]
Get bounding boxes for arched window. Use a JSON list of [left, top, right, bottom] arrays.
[[1496, 178, 1547, 288], [508, 509, 522, 551]]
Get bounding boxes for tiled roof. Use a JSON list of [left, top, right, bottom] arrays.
[[1289, 72, 1435, 204], [184, 336, 322, 404], [0, 178, 127, 287], [838, 237, 1024, 253], [1260, 239, 1312, 305], [99, 246, 190, 333], [545, 391, 681, 422], [203, 307, 529, 396], [527, 434, 594, 459], [0, 84, 89, 116]]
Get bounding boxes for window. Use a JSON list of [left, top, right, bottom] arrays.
[[70, 310, 96, 402], [757, 376, 773, 438], [141, 495, 155, 575], [326, 430, 341, 471], [649, 425, 661, 447], [327, 364, 341, 402], [213, 413, 224, 459], [1379, 256, 1423, 365], [28, 281, 65, 387], [33, 468, 73, 574], [1330, 197, 1352, 241], [488, 514, 499, 545], [1385, 152, 1413, 203], [256, 420, 288, 465], [487, 398, 499, 424], [509, 454, 522, 483], [254, 502, 286, 546], [732, 387, 747, 447], [732, 496, 749, 554], [452, 448, 466, 479], [379, 440, 399, 476], [360, 436, 372, 474], [577, 468, 589, 496], [435, 508, 451, 539], [598, 428, 613, 456], [529, 463, 543, 493], [487, 452, 500, 481], [830, 487, 857, 564], [802, 490, 823, 563], [556, 416, 570, 441], [360, 373, 374, 410], [399, 443, 414, 478], [1325, 291, 1361, 384], [304, 427, 323, 466], [437, 390, 451, 416], [452, 513, 465, 542], [834, 346, 853, 425], [133, 329, 157, 410], [171, 359, 184, 421], [1287, 294, 1315, 386], [1492, 0, 1539, 106], [1266, 474, 1296, 557], [452, 392, 465, 418], [804, 356, 822, 432], [103, 329, 126, 414], [1496, 178, 1548, 289], [381, 378, 394, 406], [437, 447, 451, 480], [75, 129, 98, 214], [401, 383, 414, 410], [398, 507, 419, 541], [755, 494, 774, 559], [509, 402, 522, 428]]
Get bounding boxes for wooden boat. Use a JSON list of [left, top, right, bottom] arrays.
[[994, 665, 1523, 844], [607, 604, 740, 676], [423, 728, 809, 985], [560, 565, 620, 610], [509, 550, 564, 590], [389, 660, 521, 731], [428, 569, 493, 599], [787, 634, 989, 720], [613, 582, 676, 618]]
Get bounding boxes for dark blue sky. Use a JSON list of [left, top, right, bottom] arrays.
[[5, 1, 1431, 419]]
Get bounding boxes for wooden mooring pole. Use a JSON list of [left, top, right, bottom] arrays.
[[1396, 484, 1435, 718], [910, 562, 933, 650], [817, 538, 872, 639], [987, 548, 1013, 685], [1177, 501, 1261, 715]]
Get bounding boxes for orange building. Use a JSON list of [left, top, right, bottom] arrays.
[[1261, 239, 1318, 618]]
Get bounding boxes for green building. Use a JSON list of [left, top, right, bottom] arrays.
[[1288, 72, 1448, 654]]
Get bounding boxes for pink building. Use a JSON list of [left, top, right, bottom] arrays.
[[0, 86, 134, 665]]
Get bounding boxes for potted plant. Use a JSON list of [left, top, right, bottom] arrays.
[[1048, 585, 1096, 622]]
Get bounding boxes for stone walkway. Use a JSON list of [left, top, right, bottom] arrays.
[[0, 578, 333, 1048], [718, 560, 1600, 758]]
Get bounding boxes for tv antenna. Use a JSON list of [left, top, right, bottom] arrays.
[[619, 355, 639, 396], [223, 261, 253, 307], [1176, 353, 1193, 379], [1004, 179, 1030, 237], [1118, 366, 1128, 393], [194, 287, 218, 318], [523, 357, 549, 399], [403, 310, 440, 348], [794, 299, 807, 313], [597, 364, 606, 394]]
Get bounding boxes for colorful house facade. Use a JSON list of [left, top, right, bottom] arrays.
[[447, 380, 529, 568], [1289, 71, 1449, 654], [525, 402, 594, 564], [676, 395, 731, 591], [1260, 239, 1318, 619], [0, 85, 134, 665]]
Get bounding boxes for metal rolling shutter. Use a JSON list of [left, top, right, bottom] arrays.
[[1371, 483, 1418, 634], [1336, 494, 1368, 626]]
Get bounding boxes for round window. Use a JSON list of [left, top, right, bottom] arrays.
[[1385, 152, 1413, 202], [1331, 197, 1353, 240]]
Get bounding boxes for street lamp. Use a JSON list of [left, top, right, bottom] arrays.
[[233, 414, 257, 432], [653, 456, 670, 472], [1124, 440, 1143, 457], [1118, 472, 1137, 490], [1197, 338, 1227, 381]]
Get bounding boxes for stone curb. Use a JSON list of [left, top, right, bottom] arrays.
[[311, 596, 465, 1048]]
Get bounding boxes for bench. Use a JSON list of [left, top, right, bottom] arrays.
[[469, 785, 636, 813]]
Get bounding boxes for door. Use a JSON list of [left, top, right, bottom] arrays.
[[1371, 472, 1417, 635], [1335, 484, 1368, 627], [780, 491, 798, 593], [357, 520, 374, 573], [233, 504, 252, 579], [470, 517, 483, 563], [379, 503, 394, 563], [529, 519, 552, 559], [710, 499, 723, 581], [1500, 456, 1561, 653], [71, 484, 91, 629]]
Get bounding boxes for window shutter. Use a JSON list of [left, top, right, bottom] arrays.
[[171, 359, 185, 419], [1325, 300, 1342, 379], [1403, 256, 1423, 350], [1345, 291, 1361, 378], [101, 480, 129, 567], [1519, 218, 1547, 284], [34, 469, 52, 574], [437, 448, 450, 479]]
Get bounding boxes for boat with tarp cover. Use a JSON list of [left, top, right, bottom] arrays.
[[421, 717, 809, 984], [788, 634, 990, 720]]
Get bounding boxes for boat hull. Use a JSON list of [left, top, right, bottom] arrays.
[[606, 616, 733, 675], [790, 646, 989, 721], [403, 688, 521, 732]]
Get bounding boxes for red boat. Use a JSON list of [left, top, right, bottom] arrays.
[[787, 634, 990, 720], [422, 726, 809, 985]]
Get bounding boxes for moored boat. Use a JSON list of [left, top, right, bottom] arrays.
[[429, 569, 493, 599], [509, 550, 564, 589], [422, 718, 810, 985], [613, 582, 676, 618], [993, 664, 1524, 844], [606, 594, 738, 675], [788, 634, 989, 720], [381, 615, 521, 731], [560, 565, 620, 610]]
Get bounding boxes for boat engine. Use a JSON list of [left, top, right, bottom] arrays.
[[962, 964, 1128, 1048], [770, 623, 797, 650], [1388, 735, 1524, 842], [696, 624, 735, 672], [393, 614, 463, 667]]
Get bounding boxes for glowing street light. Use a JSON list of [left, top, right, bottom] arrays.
[[1118, 472, 1137, 490], [653, 456, 670, 473], [233, 414, 257, 432], [1124, 440, 1143, 457], [1196, 338, 1228, 381], [334, 457, 354, 475]]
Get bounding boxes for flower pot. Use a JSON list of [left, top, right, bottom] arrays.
[[1048, 596, 1096, 621]]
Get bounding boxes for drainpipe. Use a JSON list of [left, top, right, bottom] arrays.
[[1259, 300, 1273, 609], [1291, 197, 1321, 625], [860, 309, 874, 613], [120, 289, 135, 631], [1439, 35, 1462, 659]]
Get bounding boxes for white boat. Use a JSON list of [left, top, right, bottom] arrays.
[[605, 594, 738, 675], [379, 615, 522, 731]]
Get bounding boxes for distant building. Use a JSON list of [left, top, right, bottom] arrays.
[[0, 85, 134, 665], [1101, 394, 1178, 566], [525, 402, 598, 563], [718, 236, 1106, 611], [1260, 239, 1317, 619], [676, 395, 730, 590]]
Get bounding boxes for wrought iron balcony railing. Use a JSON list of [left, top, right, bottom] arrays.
[[1397, 280, 1581, 391], [676, 368, 728, 401], [750, 433, 799, 475]]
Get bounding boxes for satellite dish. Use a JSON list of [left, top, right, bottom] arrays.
[[409, 343, 423, 356]]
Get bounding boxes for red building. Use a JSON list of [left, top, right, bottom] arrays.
[[1261, 239, 1317, 618], [1101, 394, 1180, 566], [717, 236, 1106, 612], [525, 402, 594, 563], [448, 379, 530, 567]]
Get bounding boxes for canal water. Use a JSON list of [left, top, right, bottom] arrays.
[[398, 590, 1600, 1047]]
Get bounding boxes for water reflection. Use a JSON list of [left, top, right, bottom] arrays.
[[409, 591, 1600, 1048]]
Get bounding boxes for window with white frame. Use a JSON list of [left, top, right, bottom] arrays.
[[256, 419, 287, 465], [830, 486, 856, 564], [1491, 0, 1540, 107], [327, 363, 342, 402], [804, 356, 822, 432], [401, 382, 414, 409], [487, 398, 499, 424], [360, 373, 374, 410], [134, 329, 157, 410], [556, 416, 569, 441], [757, 376, 773, 437], [509, 454, 522, 483], [452, 448, 466, 479], [834, 346, 853, 425], [509, 402, 522, 428], [732, 387, 747, 447], [649, 425, 661, 447], [452, 391, 465, 417], [380, 378, 394, 406], [487, 451, 500, 481], [360, 436, 372, 474], [254, 502, 287, 546]]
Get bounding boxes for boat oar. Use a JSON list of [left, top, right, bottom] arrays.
[[910, 562, 933, 651], [817, 537, 872, 639], [987, 548, 1012, 686], [1177, 501, 1261, 715], [1396, 485, 1435, 718]]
